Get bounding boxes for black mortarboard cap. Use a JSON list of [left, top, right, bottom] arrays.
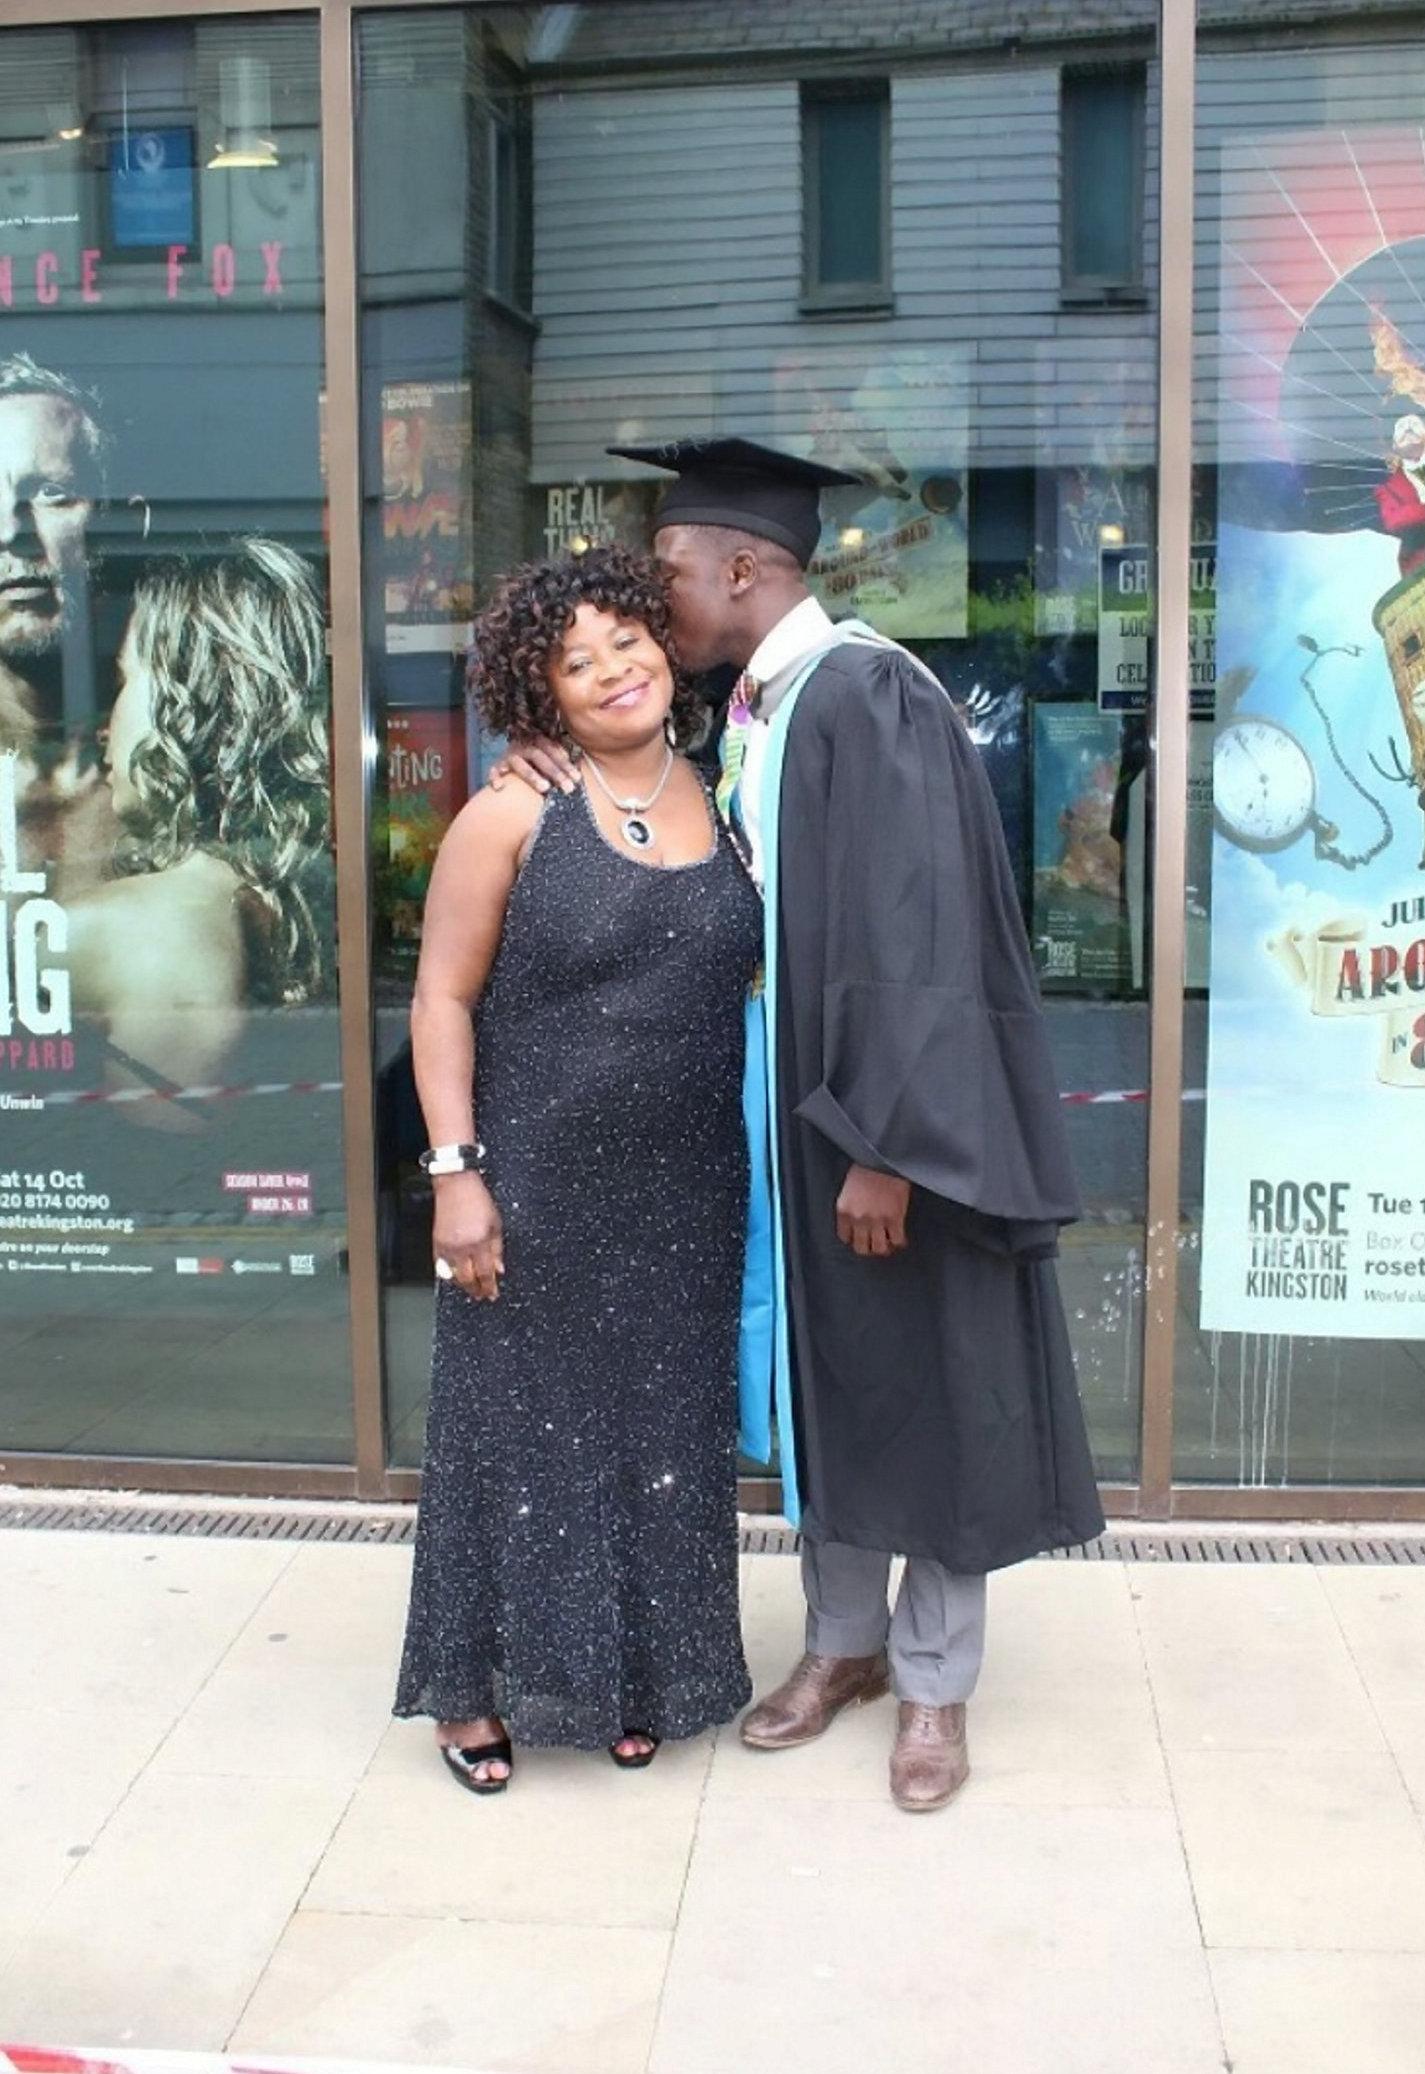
[[606, 436, 860, 567]]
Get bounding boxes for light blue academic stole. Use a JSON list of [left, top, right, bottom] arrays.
[[729, 625, 882, 1522]]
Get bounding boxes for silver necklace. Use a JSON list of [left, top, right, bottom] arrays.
[[582, 745, 675, 851]]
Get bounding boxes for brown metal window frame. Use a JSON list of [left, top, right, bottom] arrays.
[[3, 0, 1422, 1527]]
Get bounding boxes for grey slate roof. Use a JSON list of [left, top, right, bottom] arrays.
[[544, 0, 1418, 69]]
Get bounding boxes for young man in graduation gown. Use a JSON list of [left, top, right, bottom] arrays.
[[497, 437, 1106, 1814]]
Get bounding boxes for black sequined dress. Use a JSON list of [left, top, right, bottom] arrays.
[[395, 781, 761, 1746]]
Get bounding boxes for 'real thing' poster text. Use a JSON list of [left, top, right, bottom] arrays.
[[1, 750, 72, 1074]]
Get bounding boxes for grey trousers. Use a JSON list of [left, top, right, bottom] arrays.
[[801, 1535, 987, 1706]]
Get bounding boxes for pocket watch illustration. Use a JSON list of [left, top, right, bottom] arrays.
[[1212, 647, 1393, 870]]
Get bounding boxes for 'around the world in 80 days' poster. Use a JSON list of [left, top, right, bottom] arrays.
[[1202, 128, 1425, 1338]]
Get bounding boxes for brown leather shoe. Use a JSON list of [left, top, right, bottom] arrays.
[[889, 1701, 970, 1813], [739, 1651, 890, 1750]]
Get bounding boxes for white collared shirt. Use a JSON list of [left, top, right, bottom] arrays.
[[738, 595, 837, 886]]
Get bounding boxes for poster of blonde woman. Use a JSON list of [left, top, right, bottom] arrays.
[[68, 538, 334, 1102]]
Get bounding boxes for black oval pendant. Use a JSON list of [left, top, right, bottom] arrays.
[[622, 816, 654, 849]]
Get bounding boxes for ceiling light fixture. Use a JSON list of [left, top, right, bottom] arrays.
[[208, 54, 279, 170]]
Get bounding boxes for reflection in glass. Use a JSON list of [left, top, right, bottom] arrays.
[[802, 88, 890, 304], [1061, 68, 1146, 297], [360, 4, 1160, 1483]]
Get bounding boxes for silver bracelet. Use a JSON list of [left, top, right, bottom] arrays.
[[419, 1141, 487, 1177]]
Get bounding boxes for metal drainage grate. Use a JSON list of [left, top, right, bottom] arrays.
[[1, 1496, 1425, 1562], [1047, 1530, 1425, 1565], [746, 1527, 1425, 1562], [0, 1498, 414, 1544]]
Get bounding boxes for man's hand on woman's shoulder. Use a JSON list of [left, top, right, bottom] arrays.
[[487, 736, 581, 796]]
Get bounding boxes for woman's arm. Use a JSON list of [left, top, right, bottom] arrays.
[[411, 782, 541, 1299]]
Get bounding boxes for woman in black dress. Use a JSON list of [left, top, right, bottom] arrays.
[[394, 546, 761, 1791]]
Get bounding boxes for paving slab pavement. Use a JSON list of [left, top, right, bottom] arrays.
[[3, 1525, 1425, 2073]]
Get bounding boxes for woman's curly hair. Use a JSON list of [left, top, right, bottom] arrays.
[[118, 538, 334, 1006], [466, 544, 701, 748]]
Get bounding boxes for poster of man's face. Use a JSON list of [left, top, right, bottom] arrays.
[[0, 386, 100, 678], [0, 359, 137, 926]]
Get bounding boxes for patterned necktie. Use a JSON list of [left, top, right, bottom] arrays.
[[715, 670, 760, 826]]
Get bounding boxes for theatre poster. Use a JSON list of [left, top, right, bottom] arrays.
[[1200, 127, 1425, 1339]]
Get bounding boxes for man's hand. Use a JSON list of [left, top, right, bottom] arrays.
[[836, 1165, 911, 1257], [433, 1171, 506, 1301], [488, 735, 579, 795]]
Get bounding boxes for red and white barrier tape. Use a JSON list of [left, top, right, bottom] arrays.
[[1061, 1087, 1206, 1107], [38, 1080, 345, 1109], [1, 2051, 493, 2074], [17, 1079, 1207, 1112]]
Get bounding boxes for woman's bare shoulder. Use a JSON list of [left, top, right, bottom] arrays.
[[67, 860, 244, 1006], [436, 774, 550, 869]]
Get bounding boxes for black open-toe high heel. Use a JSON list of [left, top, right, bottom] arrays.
[[440, 1735, 514, 1795], [609, 1730, 661, 1770]]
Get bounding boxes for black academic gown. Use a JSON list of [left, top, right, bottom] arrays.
[[773, 641, 1106, 1573]]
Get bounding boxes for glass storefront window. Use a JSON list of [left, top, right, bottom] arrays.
[[4, 0, 1416, 1513], [1185, 9, 1425, 1485], [358, 0, 1162, 1483], [0, 15, 351, 1464]]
